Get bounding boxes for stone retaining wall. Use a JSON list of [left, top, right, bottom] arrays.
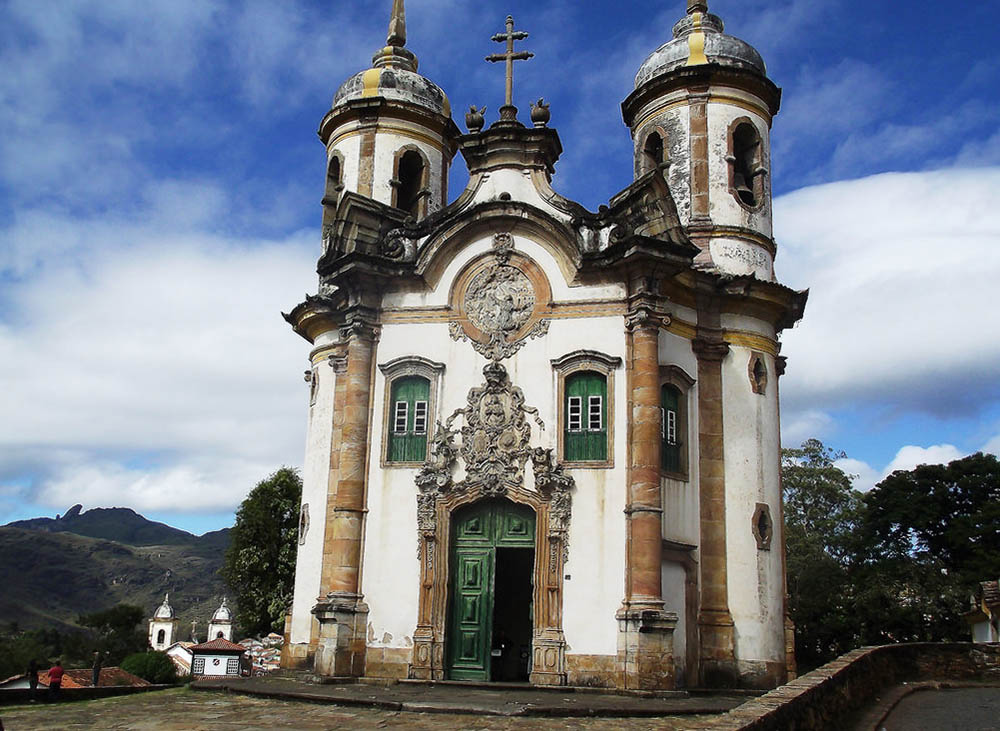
[[0, 684, 174, 707], [710, 643, 1000, 730]]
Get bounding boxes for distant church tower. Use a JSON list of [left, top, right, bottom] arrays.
[[282, 0, 805, 690], [148, 594, 178, 651], [207, 598, 234, 641]]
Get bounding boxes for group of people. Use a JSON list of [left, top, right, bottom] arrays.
[[24, 651, 104, 698]]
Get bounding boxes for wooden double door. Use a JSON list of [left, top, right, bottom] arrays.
[[447, 499, 535, 681]]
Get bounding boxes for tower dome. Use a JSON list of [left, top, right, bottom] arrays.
[[317, 0, 459, 223], [211, 597, 232, 623], [622, 0, 781, 281], [154, 593, 174, 620], [634, 4, 766, 88]]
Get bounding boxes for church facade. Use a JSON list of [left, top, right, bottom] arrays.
[[282, 0, 806, 690]]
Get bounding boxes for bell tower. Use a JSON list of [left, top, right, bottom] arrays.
[[622, 0, 781, 281], [318, 0, 460, 227]]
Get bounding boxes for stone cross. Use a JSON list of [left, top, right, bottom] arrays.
[[486, 15, 533, 121]]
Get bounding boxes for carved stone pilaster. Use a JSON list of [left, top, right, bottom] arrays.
[[312, 593, 369, 678], [616, 608, 679, 690]]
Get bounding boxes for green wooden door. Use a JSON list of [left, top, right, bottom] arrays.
[[564, 371, 607, 461], [387, 376, 430, 462], [446, 500, 535, 680]]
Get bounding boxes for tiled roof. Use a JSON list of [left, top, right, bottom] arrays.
[[3, 667, 149, 688], [190, 637, 246, 653]]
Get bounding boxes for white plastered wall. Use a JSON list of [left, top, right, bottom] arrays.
[[361, 240, 628, 659], [721, 342, 784, 673], [288, 340, 337, 646], [329, 119, 448, 215], [706, 92, 773, 237], [659, 330, 700, 546], [632, 92, 692, 225]]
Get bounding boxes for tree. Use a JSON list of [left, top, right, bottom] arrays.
[[781, 439, 865, 669], [121, 651, 179, 683], [859, 452, 1000, 644], [78, 604, 146, 664], [221, 467, 301, 636]]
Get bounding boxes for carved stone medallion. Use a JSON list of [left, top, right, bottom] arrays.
[[450, 233, 550, 362], [465, 265, 535, 337]]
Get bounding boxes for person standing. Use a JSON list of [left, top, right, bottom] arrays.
[[91, 651, 103, 687], [47, 659, 64, 699], [26, 659, 38, 692]]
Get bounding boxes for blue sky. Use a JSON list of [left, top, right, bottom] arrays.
[[1, 0, 998, 535]]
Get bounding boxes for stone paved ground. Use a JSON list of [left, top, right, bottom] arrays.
[[0, 688, 732, 730], [879, 687, 1000, 731]]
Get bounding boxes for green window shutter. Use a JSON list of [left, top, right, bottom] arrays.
[[565, 371, 607, 461], [661, 384, 681, 473], [387, 376, 430, 462]]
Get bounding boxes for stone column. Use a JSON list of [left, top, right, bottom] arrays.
[[313, 319, 378, 678], [692, 334, 737, 686], [617, 290, 677, 690]]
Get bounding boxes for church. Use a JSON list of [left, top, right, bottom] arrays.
[[281, 0, 806, 690]]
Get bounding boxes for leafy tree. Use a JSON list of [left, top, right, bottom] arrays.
[[865, 452, 1000, 584], [221, 467, 302, 636], [858, 452, 1000, 644], [78, 604, 146, 663], [781, 439, 865, 669], [121, 651, 179, 684]]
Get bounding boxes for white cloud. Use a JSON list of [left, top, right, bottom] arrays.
[[780, 409, 835, 447], [775, 167, 1000, 417], [0, 195, 317, 515], [834, 457, 881, 493], [883, 444, 965, 475], [836, 442, 989, 493]]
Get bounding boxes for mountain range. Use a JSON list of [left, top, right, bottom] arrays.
[[1, 505, 231, 637]]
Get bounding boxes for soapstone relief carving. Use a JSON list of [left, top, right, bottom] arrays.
[[449, 233, 549, 362]]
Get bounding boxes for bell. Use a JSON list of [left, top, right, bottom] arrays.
[[733, 171, 754, 204]]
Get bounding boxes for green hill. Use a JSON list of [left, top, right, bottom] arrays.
[[0, 508, 231, 636]]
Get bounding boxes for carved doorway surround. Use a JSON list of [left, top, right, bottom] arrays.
[[408, 362, 573, 686]]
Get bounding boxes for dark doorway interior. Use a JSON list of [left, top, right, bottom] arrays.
[[491, 547, 534, 681]]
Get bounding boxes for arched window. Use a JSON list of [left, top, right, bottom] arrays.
[[730, 121, 763, 207], [379, 356, 445, 466], [395, 149, 425, 217], [387, 375, 430, 462], [216, 631, 225, 639], [552, 351, 620, 467], [564, 371, 607, 461], [157, 629, 165, 645], [661, 384, 682, 473], [643, 131, 664, 174], [659, 365, 694, 477], [326, 156, 342, 198]]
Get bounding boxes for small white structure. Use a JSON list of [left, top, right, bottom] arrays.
[[148, 593, 179, 651], [966, 579, 1000, 643], [189, 637, 247, 677], [207, 597, 234, 641], [164, 641, 195, 676]]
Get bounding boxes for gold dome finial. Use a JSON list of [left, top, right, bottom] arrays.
[[386, 0, 406, 47], [373, 0, 417, 71]]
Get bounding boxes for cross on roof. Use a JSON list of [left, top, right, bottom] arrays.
[[485, 15, 533, 121]]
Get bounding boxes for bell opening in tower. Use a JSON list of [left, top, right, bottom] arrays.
[[491, 547, 534, 682]]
